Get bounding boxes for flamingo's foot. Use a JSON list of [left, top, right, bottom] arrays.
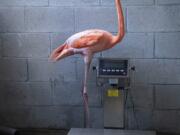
[[82, 90, 90, 128]]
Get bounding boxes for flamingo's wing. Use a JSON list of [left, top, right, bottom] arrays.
[[72, 32, 104, 49]]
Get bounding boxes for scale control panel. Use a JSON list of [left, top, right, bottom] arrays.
[[98, 58, 129, 78]]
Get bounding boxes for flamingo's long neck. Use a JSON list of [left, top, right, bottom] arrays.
[[112, 0, 125, 44]]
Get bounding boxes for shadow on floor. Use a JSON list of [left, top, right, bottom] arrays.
[[16, 129, 69, 135]]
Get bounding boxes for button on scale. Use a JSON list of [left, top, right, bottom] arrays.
[[102, 69, 125, 73]]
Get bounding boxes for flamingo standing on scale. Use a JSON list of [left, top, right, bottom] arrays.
[[50, 0, 125, 128]]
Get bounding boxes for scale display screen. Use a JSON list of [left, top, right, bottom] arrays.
[[98, 58, 128, 77]]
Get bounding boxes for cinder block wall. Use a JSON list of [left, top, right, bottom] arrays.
[[0, 0, 180, 133]]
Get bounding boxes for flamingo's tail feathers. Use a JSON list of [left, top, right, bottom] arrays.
[[50, 43, 74, 61], [50, 43, 66, 61]]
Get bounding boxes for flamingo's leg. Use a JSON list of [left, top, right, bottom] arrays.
[[83, 54, 92, 128]]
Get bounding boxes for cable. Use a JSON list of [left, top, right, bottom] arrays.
[[124, 67, 139, 129]]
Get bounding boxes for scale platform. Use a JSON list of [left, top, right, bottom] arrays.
[[68, 128, 156, 135]]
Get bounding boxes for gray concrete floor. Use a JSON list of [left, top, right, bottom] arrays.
[[16, 129, 178, 135]]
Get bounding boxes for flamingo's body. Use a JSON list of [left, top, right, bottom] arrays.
[[51, 29, 117, 61], [50, 0, 125, 128]]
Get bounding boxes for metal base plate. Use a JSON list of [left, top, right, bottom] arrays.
[[68, 128, 156, 135]]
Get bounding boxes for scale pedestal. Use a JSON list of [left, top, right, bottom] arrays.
[[68, 128, 156, 135]]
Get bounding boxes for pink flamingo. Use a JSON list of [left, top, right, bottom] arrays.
[[50, 0, 125, 128]]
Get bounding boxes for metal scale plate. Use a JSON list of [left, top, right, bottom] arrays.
[[68, 128, 156, 135]]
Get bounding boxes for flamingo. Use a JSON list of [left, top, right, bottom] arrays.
[[50, 0, 125, 128]]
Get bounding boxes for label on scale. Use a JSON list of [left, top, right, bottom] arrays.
[[109, 78, 118, 85], [107, 89, 120, 97]]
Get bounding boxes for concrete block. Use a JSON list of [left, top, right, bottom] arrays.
[[102, 33, 154, 58], [127, 6, 180, 32], [75, 7, 119, 32], [51, 58, 77, 82], [25, 7, 74, 32], [0, 81, 3, 93], [0, 106, 84, 128], [126, 108, 153, 130], [29, 106, 84, 128], [131, 59, 180, 84], [153, 110, 178, 132], [155, 85, 180, 109], [0, 58, 27, 81], [49, 0, 99, 6], [157, 0, 180, 5], [2, 33, 50, 58], [0, 82, 52, 106], [53, 80, 101, 107], [177, 112, 180, 133], [90, 107, 103, 128], [0, 106, 34, 128], [0, 37, 2, 58], [151, 59, 180, 84], [53, 80, 82, 106], [102, 0, 154, 6], [0, 0, 48, 6], [128, 84, 153, 108], [38, 106, 84, 128], [0, 7, 24, 32], [130, 59, 154, 84], [28, 58, 77, 82], [126, 0, 154, 5], [28, 59, 52, 81], [155, 32, 180, 58]]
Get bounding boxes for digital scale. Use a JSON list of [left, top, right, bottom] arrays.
[[68, 58, 156, 135]]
